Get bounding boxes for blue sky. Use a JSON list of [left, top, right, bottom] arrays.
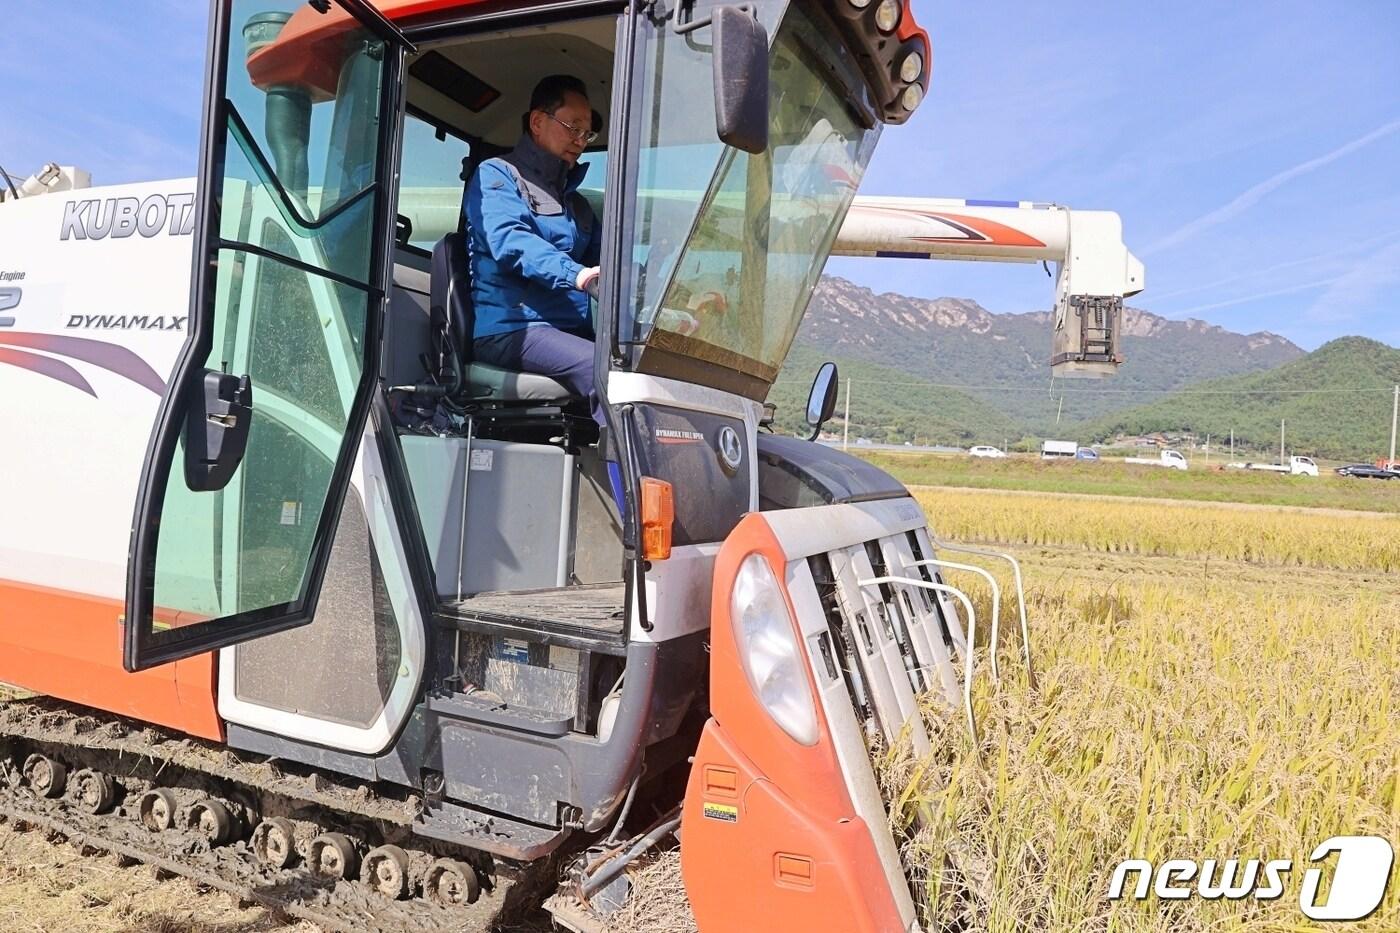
[[3, 1, 1397, 350]]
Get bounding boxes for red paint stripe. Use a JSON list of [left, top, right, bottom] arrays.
[[0, 346, 96, 396]]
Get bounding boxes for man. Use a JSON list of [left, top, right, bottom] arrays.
[[464, 74, 604, 427]]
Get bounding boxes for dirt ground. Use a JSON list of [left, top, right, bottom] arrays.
[[0, 818, 318, 933]]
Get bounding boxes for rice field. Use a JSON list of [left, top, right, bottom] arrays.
[[914, 485, 1400, 573], [887, 488, 1400, 932]]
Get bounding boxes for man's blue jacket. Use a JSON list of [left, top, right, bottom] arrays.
[[463, 134, 601, 339]]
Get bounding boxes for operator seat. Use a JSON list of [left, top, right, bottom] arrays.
[[430, 232, 575, 404]]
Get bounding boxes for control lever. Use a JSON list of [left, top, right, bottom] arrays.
[[184, 369, 253, 491]]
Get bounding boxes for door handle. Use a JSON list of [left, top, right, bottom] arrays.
[[184, 369, 254, 491]]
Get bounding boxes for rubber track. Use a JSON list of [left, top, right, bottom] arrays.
[[0, 696, 555, 932], [3, 792, 513, 933], [0, 696, 420, 827]]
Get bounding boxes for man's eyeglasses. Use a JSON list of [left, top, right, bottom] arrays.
[[540, 111, 599, 145]]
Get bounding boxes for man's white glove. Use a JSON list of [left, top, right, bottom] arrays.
[[576, 266, 601, 299]]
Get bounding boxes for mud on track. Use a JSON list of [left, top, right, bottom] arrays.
[[0, 685, 561, 932], [0, 816, 316, 933]]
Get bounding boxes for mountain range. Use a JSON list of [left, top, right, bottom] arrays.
[[772, 276, 1396, 459]]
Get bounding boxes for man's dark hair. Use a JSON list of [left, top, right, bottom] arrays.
[[522, 75, 600, 137], [530, 74, 589, 115]]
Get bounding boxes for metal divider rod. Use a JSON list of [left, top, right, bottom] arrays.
[[858, 575, 980, 748], [930, 540, 1034, 689], [909, 558, 1002, 681]]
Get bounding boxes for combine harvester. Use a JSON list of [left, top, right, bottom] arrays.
[[0, 1, 1143, 929]]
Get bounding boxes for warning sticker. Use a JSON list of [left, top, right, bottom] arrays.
[[279, 501, 300, 526], [702, 802, 738, 824], [469, 449, 494, 471], [499, 638, 530, 663]]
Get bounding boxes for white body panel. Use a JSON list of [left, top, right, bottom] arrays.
[[0, 178, 196, 599], [0, 177, 428, 752], [1041, 439, 1079, 459], [836, 196, 1144, 301]]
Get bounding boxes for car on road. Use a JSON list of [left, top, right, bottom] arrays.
[[1335, 463, 1399, 479], [1076, 447, 1100, 461], [969, 445, 1007, 458]]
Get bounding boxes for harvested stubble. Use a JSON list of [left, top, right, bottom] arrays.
[[881, 519, 1399, 931], [602, 849, 698, 933]]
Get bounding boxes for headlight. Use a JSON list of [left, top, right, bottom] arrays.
[[901, 83, 923, 112], [848, 0, 874, 8], [899, 51, 923, 83], [875, 0, 900, 33], [731, 554, 819, 746]]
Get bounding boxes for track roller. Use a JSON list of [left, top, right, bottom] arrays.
[[137, 789, 178, 831], [308, 832, 360, 881], [187, 798, 238, 846], [22, 754, 67, 798], [251, 817, 299, 870], [362, 844, 412, 900], [69, 768, 117, 814], [425, 857, 481, 906]]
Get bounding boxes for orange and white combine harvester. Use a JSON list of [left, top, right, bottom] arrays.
[[0, 1, 1141, 929]]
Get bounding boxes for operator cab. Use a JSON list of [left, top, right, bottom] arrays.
[[387, 14, 617, 428], [376, 14, 632, 739], [124, 0, 926, 849], [383, 13, 625, 601]]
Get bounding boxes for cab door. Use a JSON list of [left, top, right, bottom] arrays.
[[124, 0, 411, 671]]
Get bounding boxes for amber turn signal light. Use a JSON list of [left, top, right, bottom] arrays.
[[640, 477, 674, 560]]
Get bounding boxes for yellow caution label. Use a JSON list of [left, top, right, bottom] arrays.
[[702, 802, 739, 823]]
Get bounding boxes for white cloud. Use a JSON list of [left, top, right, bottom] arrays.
[[1159, 278, 1339, 319], [1143, 118, 1400, 256], [1148, 228, 1400, 303], [1303, 239, 1400, 324]]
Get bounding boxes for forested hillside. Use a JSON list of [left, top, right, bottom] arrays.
[[1081, 337, 1400, 459]]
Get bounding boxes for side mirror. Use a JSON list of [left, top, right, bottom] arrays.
[[711, 6, 769, 154], [804, 362, 838, 442]]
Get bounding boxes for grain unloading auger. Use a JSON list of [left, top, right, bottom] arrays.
[[0, 0, 1141, 928]]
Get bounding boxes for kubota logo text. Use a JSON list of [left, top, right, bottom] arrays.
[[60, 192, 196, 240], [1108, 835, 1394, 921]]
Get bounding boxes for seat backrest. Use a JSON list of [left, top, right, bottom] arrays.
[[430, 232, 474, 364], [431, 231, 575, 404]]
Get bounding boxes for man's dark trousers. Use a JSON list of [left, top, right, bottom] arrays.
[[473, 325, 605, 428]]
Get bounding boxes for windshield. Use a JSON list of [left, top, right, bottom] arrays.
[[623, 1, 880, 396]]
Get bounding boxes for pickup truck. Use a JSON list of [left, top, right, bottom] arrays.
[[1124, 449, 1189, 471], [1225, 456, 1318, 477]]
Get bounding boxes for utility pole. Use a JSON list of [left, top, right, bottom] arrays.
[[1280, 418, 1285, 464], [1205, 434, 1210, 464], [1229, 429, 1234, 462], [842, 378, 851, 452], [1389, 384, 1398, 468]]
